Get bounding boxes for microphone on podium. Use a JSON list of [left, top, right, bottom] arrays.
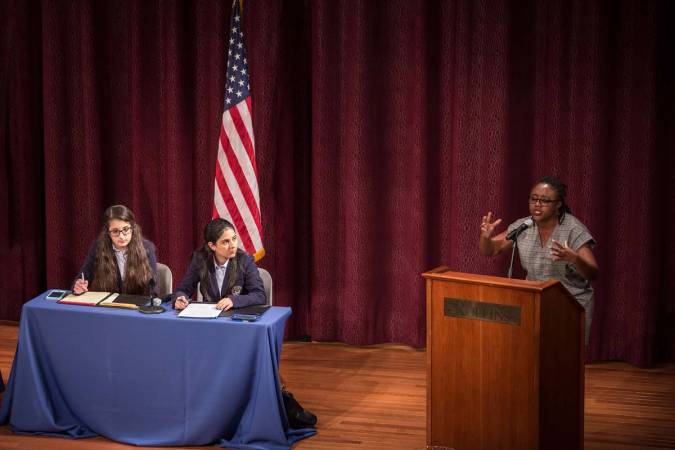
[[139, 279, 165, 314], [506, 217, 533, 278], [506, 217, 533, 241]]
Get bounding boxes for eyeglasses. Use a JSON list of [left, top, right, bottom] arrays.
[[109, 226, 132, 237], [528, 196, 558, 206]]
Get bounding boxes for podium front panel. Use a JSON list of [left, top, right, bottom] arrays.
[[427, 277, 539, 450]]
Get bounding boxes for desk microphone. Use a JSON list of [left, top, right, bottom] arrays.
[[139, 279, 165, 314]]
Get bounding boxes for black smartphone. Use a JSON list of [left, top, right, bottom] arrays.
[[231, 313, 260, 322], [45, 289, 69, 300]]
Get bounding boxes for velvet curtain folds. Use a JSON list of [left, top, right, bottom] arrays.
[[1, 0, 673, 366]]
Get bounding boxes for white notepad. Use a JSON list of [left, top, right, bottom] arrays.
[[178, 302, 221, 319]]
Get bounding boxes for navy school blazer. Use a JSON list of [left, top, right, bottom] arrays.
[[75, 238, 158, 295], [172, 248, 266, 308]]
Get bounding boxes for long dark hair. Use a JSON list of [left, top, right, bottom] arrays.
[[91, 205, 152, 294], [535, 176, 572, 224], [198, 218, 239, 301]]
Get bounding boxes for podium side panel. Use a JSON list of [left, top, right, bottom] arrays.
[[539, 286, 584, 450], [426, 276, 433, 443], [428, 278, 540, 450]]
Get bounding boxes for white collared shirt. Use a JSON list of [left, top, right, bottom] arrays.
[[113, 246, 127, 280], [214, 257, 229, 295]]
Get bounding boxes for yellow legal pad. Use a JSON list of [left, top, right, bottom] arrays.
[[58, 292, 149, 310]]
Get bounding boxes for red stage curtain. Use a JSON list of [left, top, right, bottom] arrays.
[[1, 0, 673, 365]]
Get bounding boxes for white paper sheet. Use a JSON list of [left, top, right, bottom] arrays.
[[178, 302, 221, 319]]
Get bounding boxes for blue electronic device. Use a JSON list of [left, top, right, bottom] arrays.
[[231, 313, 260, 322], [45, 289, 70, 300]]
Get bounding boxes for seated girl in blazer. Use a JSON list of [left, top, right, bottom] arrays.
[[73, 204, 157, 295], [173, 218, 265, 310]]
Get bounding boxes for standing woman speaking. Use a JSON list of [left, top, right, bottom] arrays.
[[479, 176, 599, 344], [73, 205, 157, 295]]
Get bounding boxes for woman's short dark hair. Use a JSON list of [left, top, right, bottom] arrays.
[[203, 218, 236, 248], [534, 176, 572, 224]]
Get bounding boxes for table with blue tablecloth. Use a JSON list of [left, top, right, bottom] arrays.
[[0, 292, 315, 449]]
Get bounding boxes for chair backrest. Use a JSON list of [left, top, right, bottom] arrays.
[[155, 262, 173, 297], [196, 267, 272, 305], [258, 267, 273, 306]]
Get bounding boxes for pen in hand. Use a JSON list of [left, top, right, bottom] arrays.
[[175, 296, 190, 310], [74, 272, 88, 295]]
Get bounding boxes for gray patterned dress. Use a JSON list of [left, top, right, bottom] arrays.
[[506, 214, 596, 344]]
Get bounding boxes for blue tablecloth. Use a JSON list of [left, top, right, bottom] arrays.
[[0, 292, 315, 449]]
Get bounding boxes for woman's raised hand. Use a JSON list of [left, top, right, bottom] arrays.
[[480, 212, 502, 239], [550, 239, 574, 262]]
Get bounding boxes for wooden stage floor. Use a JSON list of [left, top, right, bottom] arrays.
[[1, 323, 674, 449]]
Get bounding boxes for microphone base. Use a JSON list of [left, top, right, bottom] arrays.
[[138, 305, 166, 314]]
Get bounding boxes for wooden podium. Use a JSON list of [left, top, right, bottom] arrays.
[[422, 267, 585, 450]]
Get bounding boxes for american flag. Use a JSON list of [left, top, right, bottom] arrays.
[[212, 0, 264, 261]]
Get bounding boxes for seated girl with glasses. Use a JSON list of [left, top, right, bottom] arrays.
[[72, 205, 157, 295], [172, 218, 265, 311], [479, 176, 599, 345]]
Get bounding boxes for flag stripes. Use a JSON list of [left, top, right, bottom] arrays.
[[211, 1, 264, 260]]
